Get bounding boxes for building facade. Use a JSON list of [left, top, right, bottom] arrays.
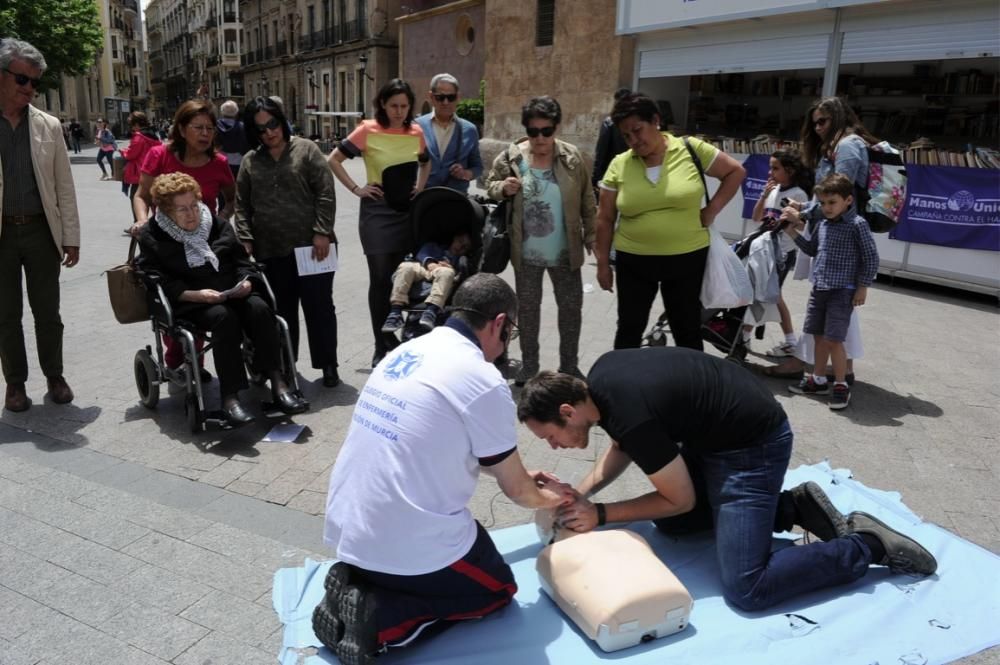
[[396, 0, 485, 117]]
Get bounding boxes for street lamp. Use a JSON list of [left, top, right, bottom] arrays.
[[357, 52, 374, 118]]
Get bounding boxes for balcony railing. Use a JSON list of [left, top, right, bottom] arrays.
[[275, 40, 287, 56], [206, 14, 217, 28], [263, 45, 273, 61], [223, 11, 237, 23], [207, 55, 220, 67], [298, 34, 314, 51]]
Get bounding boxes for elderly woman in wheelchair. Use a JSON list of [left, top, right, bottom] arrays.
[[136, 172, 307, 428]]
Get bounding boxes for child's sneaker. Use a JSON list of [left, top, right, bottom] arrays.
[[788, 376, 830, 395], [766, 342, 796, 358], [829, 383, 851, 410], [418, 305, 440, 332], [381, 309, 404, 333]]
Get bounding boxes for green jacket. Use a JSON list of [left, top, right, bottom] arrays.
[[486, 138, 596, 272]]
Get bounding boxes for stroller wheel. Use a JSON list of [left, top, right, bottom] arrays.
[[134, 349, 160, 409]]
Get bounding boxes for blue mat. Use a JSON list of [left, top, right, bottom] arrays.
[[272, 463, 1000, 665]]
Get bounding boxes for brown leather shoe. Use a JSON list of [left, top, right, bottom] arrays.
[[46, 376, 74, 404], [4, 383, 30, 412]]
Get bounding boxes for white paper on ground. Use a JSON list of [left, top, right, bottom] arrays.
[[263, 423, 306, 443], [295, 245, 338, 276]]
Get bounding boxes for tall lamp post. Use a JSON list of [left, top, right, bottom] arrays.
[[357, 52, 374, 118]]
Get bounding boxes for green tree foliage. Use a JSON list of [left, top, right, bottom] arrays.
[[456, 79, 485, 129], [0, 0, 104, 89]]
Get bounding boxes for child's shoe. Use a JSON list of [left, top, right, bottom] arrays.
[[829, 383, 851, 410], [418, 304, 440, 332], [381, 307, 404, 333], [788, 375, 830, 396], [766, 342, 796, 358]]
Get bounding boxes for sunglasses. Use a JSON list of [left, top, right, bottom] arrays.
[[525, 126, 556, 138], [814, 117, 831, 127], [255, 117, 282, 133], [432, 93, 458, 103], [4, 68, 42, 89]]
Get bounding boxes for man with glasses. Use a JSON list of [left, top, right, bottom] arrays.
[[315, 273, 570, 663], [414, 73, 483, 193], [0, 39, 80, 412]]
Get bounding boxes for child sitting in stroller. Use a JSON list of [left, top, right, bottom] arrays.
[[381, 230, 474, 334]]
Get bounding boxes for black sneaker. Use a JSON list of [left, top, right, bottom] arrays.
[[848, 511, 938, 576], [418, 306, 439, 332], [788, 376, 830, 395], [381, 310, 404, 334], [334, 582, 381, 665], [829, 383, 851, 410], [790, 481, 848, 541]]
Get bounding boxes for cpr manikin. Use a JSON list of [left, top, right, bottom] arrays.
[[534, 508, 693, 652]]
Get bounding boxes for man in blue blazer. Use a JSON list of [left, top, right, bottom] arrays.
[[414, 73, 483, 193]]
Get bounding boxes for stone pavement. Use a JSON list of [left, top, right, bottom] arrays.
[[0, 147, 997, 663]]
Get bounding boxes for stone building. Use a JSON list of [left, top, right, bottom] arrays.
[[188, 0, 245, 110], [147, 0, 195, 120], [237, 0, 406, 140], [482, 0, 634, 156], [396, 0, 485, 116]]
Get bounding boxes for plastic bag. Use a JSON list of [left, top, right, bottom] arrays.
[[700, 227, 752, 309]]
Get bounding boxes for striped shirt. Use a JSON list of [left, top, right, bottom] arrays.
[[0, 110, 45, 216], [794, 213, 879, 290]]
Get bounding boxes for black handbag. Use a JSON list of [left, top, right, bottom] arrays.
[[480, 199, 511, 274]]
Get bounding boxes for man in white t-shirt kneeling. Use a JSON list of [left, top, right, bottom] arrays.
[[316, 274, 571, 664]]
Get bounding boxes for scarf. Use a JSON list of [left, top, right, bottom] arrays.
[[155, 203, 219, 271]]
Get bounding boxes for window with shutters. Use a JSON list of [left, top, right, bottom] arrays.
[[536, 0, 554, 47]]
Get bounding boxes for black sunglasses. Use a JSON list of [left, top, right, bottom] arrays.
[[255, 117, 282, 133], [4, 68, 42, 89], [525, 126, 556, 138], [432, 93, 458, 103]]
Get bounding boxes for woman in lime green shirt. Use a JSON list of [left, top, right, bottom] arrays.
[[595, 93, 745, 350]]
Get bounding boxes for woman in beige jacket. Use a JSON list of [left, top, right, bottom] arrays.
[[486, 96, 596, 385]]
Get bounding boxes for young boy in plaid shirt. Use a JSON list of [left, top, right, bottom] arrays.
[[782, 173, 878, 409]]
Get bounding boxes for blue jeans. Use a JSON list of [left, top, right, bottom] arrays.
[[655, 420, 872, 611]]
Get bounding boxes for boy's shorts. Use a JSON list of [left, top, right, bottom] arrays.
[[803, 288, 854, 342]]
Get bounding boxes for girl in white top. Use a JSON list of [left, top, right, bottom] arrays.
[[750, 149, 812, 356]]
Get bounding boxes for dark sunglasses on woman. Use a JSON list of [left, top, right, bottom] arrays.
[[526, 126, 556, 138], [432, 93, 458, 103], [3, 68, 42, 88], [255, 117, 282, 133]]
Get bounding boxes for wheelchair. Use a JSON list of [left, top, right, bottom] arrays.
[[385, 186, 488, 344], [132, 267, 306, 432]]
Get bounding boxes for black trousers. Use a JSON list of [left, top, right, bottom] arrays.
[[366, 251, 408, 356], [262, 253, 338, 369], [184, 294, 279, 398], [613, 247, 708, 351]]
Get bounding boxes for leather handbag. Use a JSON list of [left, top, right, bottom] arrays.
[[105, 238, 149, 324], [479, 199, 511, 274]]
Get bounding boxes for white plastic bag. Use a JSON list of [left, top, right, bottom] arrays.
[[700, 227, 752, 309]]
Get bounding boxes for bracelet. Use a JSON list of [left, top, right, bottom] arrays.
[[351, 184, 360, 194], [594, 502, 607, 527]]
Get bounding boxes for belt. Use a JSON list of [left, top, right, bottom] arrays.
[[3, 214, 46, 225]]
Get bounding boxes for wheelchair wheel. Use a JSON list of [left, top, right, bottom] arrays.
[[134, 348, 160, 409], [185, 394, 203, 433]]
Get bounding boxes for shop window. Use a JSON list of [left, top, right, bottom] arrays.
[[536, 0, 554, 47]]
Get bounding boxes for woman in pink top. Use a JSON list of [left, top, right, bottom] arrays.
[[130, 100, 236, 373], [119, 111, 161, 214]]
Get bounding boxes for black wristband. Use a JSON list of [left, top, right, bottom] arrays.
[[595, 502, 607, 527]]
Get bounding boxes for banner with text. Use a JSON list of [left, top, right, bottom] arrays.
[[891, 165, 1000, 252], [740, 154, 770, 220]]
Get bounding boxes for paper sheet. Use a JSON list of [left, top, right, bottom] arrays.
[[263, 423, 306, 443], [295, 245, 338, 276]]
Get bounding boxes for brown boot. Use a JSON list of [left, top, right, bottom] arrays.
[[46, 376, 74, 404], [4, 383, 30, 412]]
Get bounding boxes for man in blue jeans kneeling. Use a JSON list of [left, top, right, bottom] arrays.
[[518, 348, 937, 612]]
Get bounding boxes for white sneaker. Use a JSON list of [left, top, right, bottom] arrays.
[[765, 342, 795, 358]]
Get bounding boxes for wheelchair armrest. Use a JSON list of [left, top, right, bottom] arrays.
[[245, 269, 278, 310]]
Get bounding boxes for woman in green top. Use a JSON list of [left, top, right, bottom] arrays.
[[595, 93, 745, 350], [486, 96, 596, 384]]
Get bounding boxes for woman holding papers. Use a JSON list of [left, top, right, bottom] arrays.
[[137, 173, 308, 426], [235, 96, 341, 387]]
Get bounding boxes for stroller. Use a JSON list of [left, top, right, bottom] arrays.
[[385, 187, 487, 344], [643, 224, 785, 364]]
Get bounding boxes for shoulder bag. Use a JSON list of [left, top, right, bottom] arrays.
[[105, 238, 150, 324]]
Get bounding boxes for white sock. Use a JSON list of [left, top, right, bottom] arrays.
[[812, 374, 828, 385], [834, 381, 848, 388], [784, 333, 797, 345]]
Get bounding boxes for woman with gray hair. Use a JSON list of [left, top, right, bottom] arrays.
[[486, 96, 597, 385]]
